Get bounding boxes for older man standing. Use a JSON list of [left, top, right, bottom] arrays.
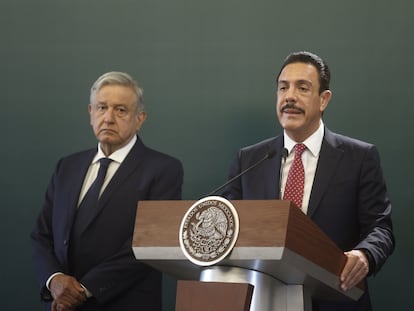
[[31, 72, 183, 311]]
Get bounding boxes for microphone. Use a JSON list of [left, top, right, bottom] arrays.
[[205, 149, 277, 197], [279, 148, 288, 199]]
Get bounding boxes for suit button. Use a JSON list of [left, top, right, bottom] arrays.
[[64, 240, 68, 245]]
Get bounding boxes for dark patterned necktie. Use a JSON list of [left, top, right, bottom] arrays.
[[78, 158, 113, 210], [72, 158, 113, 234], [69, 158, 113, 271], [283, 144, 306, 209]]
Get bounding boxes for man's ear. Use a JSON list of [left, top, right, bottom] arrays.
[[320, 90, 332, 112], [136, 111, 147, 131]]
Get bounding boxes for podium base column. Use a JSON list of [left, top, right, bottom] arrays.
[[200, 266, 311, 311]]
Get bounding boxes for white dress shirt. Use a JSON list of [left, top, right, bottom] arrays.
[[77, 135, 137, 205], [281, 121, 324, 214]]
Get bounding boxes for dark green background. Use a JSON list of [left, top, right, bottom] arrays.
[[1, 0, 411, 310]]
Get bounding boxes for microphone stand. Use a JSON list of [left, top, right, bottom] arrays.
[[205, 150, 276, 197]]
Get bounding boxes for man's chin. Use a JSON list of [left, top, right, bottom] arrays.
[[280, 117, 303, 129], [97, 133, 119, 144]]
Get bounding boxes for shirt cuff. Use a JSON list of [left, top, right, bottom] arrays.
[[46, 272, 92, 298], [46, 272, 64, 290], [80, 284, 93, 298]]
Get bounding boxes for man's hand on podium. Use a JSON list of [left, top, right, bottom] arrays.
[[339, 250, 369, 291]]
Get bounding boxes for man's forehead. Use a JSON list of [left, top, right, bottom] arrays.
[[94, 85, 137, 101], [278, 62, 319, 83]]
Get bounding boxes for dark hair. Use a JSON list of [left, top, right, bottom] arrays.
[[277, 51, 330, 94]]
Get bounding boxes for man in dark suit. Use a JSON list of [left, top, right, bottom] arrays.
[[31, 71, 183, 311], [222, 51, 394, 311]]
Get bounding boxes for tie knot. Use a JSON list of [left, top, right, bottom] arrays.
[[294, 143, 306, 156], [99, 158, 112, 168]]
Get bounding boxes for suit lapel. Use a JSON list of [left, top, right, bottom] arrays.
[[307, 129, 344, 218], [65, 150, 96, 237], [77, 137, 146, 233], [242, 136, 284, 199]]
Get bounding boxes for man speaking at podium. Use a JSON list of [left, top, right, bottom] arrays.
[[31, 72, 183, 311], [222, 51, 394, 311]]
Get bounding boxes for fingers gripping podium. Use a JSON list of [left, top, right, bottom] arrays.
[[132, 200, 364, 311]]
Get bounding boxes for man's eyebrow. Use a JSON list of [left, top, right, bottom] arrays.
[[277, 79, 313, 86], [296, 79, 313, 86], [277, 80, 289, 87]]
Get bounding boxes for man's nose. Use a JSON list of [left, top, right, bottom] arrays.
[[103, 107, 115, 122], [285, 88, 297, 102]]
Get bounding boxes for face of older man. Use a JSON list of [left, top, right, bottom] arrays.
[[89, 84, 146, 156], [276, 62, 331, 142]]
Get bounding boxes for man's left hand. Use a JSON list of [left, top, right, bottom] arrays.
[[339, 250, 369, 291]]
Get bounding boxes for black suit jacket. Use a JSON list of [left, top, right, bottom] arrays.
[[31, 136, 183, 311], [222, 127, 395, 311]]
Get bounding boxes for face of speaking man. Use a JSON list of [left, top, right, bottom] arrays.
[[276, 62, 331, 142]]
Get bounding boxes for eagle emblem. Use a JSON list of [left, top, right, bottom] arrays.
[[179, 196, 239, 266]]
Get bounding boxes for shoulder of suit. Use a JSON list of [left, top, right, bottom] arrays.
[[240, 136, 279, 153], [325, 128, 375, 150], [59, 148, 96, 162], [134, 136, 182, 163], [141, 146, 183, 165]]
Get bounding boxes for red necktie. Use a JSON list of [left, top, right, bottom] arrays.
[[283, 144, 306, 209]]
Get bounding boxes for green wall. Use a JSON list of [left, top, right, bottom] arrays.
[[1, 0, 412, 309]]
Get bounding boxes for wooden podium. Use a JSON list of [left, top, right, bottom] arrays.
[[132, 200, 364, 311], [175, 280, 254, 311]]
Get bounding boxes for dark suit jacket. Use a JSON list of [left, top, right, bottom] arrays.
[[31, 136, 183, 311], [222, 127, 395, 311]]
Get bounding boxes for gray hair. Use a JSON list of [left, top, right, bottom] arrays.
[[90, 71, 145, 113]]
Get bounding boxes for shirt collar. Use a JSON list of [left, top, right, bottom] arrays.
[[283, 121, 324, 157], [92, 135, 137, 164]]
